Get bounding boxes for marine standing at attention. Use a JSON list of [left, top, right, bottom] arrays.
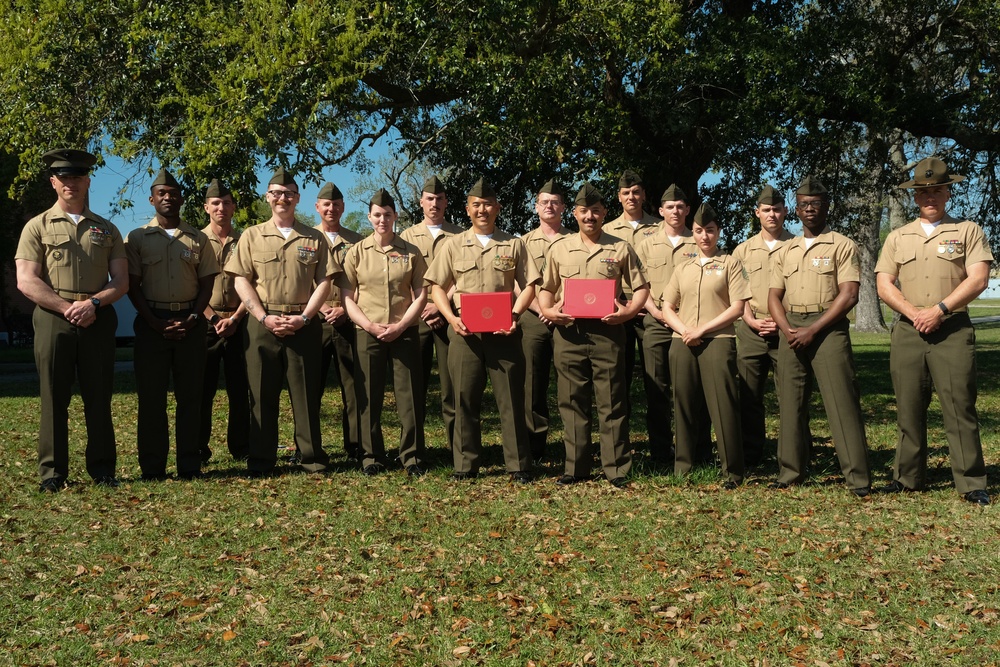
[[314, 181, 364, 461], [875, 157, 993, 506], [225, 168, 333, 477], [519, 178, 572, 463], [126, 169, 219, 481], [341, 189, 429, 477], [731, 185, 809, 468], [539, 183, 649, 488], [425, 178, 538, 483], [400, 175, 464, 451], [199, 178, 250, 463], [660, 203, 749, 487], [15, 149, 128, 491], [767, 176, 871, 497]]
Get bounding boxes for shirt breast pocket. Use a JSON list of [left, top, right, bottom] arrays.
[[253, 252, 282, 280], [454, 259, 478, 290], [559, 264, 582, 280], [43, 234, 73, 267]]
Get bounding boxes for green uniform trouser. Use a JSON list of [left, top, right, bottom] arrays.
[[623, 316, 644, 445], [669, 336, 744, 483], [736, 320, 810, 466], [200, 320, 250, 460], [448, 327, 531, 474], [640, 314, 673, 459], [890, 314, 986, 493], [244, 316, 329, 474], [320, 320, 361, 457], [33, 305, 118, 482], [134, 312, 207, 477], [554, 320, 632, 480], [776, 313, 870, 489], [418, 319, 456, 450], [520, 310, 555, 460], [355, 326, 425, 468]]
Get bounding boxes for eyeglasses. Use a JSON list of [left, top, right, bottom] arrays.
[[797, 201, 825, 211], [268, 190, 299, 200]]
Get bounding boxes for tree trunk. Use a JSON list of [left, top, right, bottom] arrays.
[[853, 201, 887, 332]]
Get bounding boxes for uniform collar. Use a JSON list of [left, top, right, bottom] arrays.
[[261, 219, 309, 240], [800, 227, 834, 246], [50, 203, 101, 225], [749, 228, 794, 250], [144, 217, 198, 237], [900, 213, 960, 237], [361, 234, 407, 253]]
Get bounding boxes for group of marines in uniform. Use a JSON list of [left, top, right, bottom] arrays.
[[14, 149, 993, 506]]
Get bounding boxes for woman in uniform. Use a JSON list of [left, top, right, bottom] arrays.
[[659, 203, 750, 488], [341, 190, 428, 476]]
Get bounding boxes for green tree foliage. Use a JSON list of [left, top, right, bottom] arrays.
[[2, 1, 998, 319]]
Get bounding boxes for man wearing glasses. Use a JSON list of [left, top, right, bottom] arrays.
[[767, 176, 871, 497], [225, 168, 334, 477]]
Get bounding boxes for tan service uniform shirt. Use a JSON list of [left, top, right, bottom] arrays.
[[316, 225, 364, 308], [522, 225, 572, 274], [16, 204, 125, 296], [541, 232, 647, 302], [340, 235, 427, 325], [635, 228, 700, 309], [731, 229, 796, 318], [400, 221, 464, 286], [769, 229, 861, 310], [875, 215, 994, 311], [126, 219, 219, 303], [424, 229, 540, 301], [204, 226, 241, 312], [224, 221, 332, 307], [604, 212, 661, 299], [663, 253, 750, 338]]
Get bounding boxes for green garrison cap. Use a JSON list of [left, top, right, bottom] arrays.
[[42, 149, 96, 176], [574, 182, 605, 207], [693, 202, 718, 226], [151, 168, 181, 189], [317, 182, 344, 200], [898, 157, 966, 189], [660, 183, 687, 203], [796, 176, 828, 196], [422, 175, 446, 194], [467, 178, 497, 198], [757, 184, 784, 205], [205, 178, 232, 199], [370, 188, 396, 209], [537, 178, 565, 198], [268, 166, 297, 188], [618, 170, 643, 188]]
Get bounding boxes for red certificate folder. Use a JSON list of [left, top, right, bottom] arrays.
[[563, 278, 616, 318], [460, 291, 513, 332]]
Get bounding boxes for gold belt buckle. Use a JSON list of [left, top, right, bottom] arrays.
[[170, 302, 182, 312]]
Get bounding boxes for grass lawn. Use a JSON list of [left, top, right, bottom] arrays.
[[1, 324, 999, 666]]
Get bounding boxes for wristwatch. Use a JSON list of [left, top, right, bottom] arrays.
[[937, 302, 950, 315], [209, 314, 221, 325], [90, 297, 101, 308], [301, 314, 311, 325]]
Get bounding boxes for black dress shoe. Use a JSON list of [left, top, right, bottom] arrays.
[[511, 471, 532, 484], [177, 471, 203, 481], [608, 477, 629, 489], [722, 480, 738, 490], [556, 474, 586, 486], [963, 490, 990, 506], [200, 447, 212, 464], [38, 477, 66, 493], [405, 464, 426, 478], [141, 472, 169, 482], [245, 469, 274, 479], [851, 486, 871, 498], [363, 464, 385, 477], [876, 480, 913, 494], [94, 476, 120, 488], [451, 471, 478, 481], [768, 481, 790, 490]]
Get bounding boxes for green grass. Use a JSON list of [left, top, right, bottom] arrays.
[[1, 325, 999, 666]]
